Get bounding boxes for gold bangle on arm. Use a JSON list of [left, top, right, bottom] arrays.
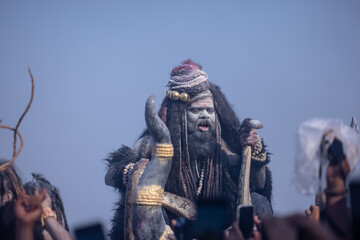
[[135, 185, 164, 206], [154, 144, 174, 159], [41, 207, 57, 227]]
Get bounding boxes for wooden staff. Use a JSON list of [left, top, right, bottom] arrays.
[[238, 119, 263, 206]]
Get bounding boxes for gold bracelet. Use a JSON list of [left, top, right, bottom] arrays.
[[154, 144, 173, 159], [135, 185, 164, 206], [41, 207, 57, 227], [252, 136, 267, 162]]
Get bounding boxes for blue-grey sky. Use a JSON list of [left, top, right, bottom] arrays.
[[1, 0, 360, 235]]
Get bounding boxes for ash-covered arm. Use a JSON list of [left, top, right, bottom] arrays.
[[250, 137, 270, 191]]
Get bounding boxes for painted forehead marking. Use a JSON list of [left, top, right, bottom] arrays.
[[190, 97, 214, 108]]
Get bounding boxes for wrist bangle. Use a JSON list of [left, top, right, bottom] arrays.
[[324, 189, 347, 197], [41, 207, 56, 227], [251, 136, 266, 162]]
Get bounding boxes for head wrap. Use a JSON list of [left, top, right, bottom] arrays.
[[167, 59, 210, 100]]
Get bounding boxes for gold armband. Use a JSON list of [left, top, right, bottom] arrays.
[[154, 143, 173, 159], [135, 185, 164, 206], [41, 207, 57, 227]]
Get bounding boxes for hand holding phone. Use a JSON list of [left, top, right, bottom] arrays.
[[237, 205, 254, 239]]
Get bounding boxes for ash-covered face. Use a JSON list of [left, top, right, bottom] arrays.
[[187, 96, 216, 158], [187, 96, 216, 134]]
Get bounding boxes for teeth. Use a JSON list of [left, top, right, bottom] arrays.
[[199, 125, 209, 131]]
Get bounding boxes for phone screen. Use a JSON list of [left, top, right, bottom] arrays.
[[196, 199, 228, 240], [74, 223, 106, 240], [238, 205, 254, 239]]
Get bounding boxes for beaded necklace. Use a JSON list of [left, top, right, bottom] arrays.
[[195, 158, 207, 196], [197, 166, 205, 196]]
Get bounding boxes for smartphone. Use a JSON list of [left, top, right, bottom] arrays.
[[74, 222, 106, 240], [350, 179, 360, 240], [173, 217, 194, 240], [195, 199, 228, 240], [237, 205, 254, 239]]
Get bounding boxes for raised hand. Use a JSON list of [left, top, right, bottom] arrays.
[[15, 189, 46, 240], [305, 205, 320, 223], [15, 189, 46, 225]]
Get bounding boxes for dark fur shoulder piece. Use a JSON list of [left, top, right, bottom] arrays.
[[107, 145, 138, 165], [106, 146, 139, 240], [251, 139, 271, 167], [251, 139, 272, 203], [109, 197, 126, 240], [105, 145, 139, 192], [255, 166, 273, 205], [209, 83, 242, 154]]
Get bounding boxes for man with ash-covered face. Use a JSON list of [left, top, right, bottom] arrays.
[[187, 94, 216, 160], [105, 59, 273, 240]]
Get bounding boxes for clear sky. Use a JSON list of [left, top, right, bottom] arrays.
[[1, 0, 360, 235]]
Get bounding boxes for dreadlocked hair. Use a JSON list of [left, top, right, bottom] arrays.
[[209, 82, 244, 217], [143, 79, 254, 216], [24, 174, 70, 231], [158, 82, 243, 202], [209, 83, 242, 153], [161, 99, 192, 199], [0, 160, 22, 206]]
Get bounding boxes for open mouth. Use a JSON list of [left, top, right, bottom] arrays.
[[198, 121, 210, 132]]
